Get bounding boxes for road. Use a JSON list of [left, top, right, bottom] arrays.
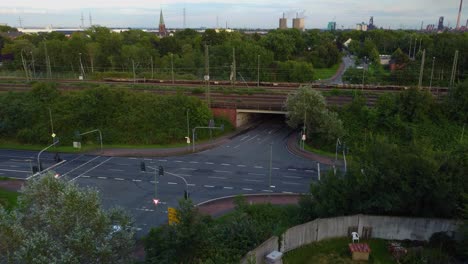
[[0, 117, 325, 237], [328, 55, 355, 84]]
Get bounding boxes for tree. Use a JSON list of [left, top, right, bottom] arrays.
[[286, 86, 344, 144], [0, 173, 135, 263], [391, 48, 410, 65]]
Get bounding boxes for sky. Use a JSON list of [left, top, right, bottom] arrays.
[[1, 0, 467, 30]]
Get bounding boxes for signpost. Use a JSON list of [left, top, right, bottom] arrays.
[[168, 207, 179, 224]]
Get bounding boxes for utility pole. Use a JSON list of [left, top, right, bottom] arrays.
[[48, 107, 54, 140], [413, 38, 417, 59], [257, 55, 260, 87], [418, 49, 426, 88], [79, 52, 86, 79], [132, 59, 136, 84], [20, 50, 30, 81], [269, 143, 273, 191], [150, 56, 154, 79], [418, 38, 422, 53], [44, 42, 52, 79], [450, 50, 459, 88], [230, 48, 236, 85], [204, 44, 211, 107], [429, 57, 435, 90], [30, 51, 36, 79], [409, 36, 413, 58], [171, 53, 175, 84]]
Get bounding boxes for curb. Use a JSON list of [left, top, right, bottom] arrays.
[[196, 193, 302, 217], [286, 133, 339, 166]]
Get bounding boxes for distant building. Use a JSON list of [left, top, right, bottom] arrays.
[[379, 55, 391, 65], [279, 13, 288, 29], [343, 38, 352, 48], [292, 14, 305, 31], [437, 16, 444, 31], [368, 16, 377, 30], [158, 10, 168, 37], [327, 22, 336, 31], [356, 22, 368, 31]]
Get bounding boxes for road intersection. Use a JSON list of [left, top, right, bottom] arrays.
[[0, 118, 326, 236]]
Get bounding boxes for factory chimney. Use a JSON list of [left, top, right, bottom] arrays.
[[456, 0, 463, 29]]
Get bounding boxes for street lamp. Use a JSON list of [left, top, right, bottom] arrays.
[[79, 52, 85, 79]]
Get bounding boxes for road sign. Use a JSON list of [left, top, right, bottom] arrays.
[[51, 133, 56, 138], [302, 134, 306, 141], [185, 137, 191, 144], [73, 141, 81, 149], [168, 207, 179, 225], [204, 75, 210, 81], [152, 198, 160, 206]]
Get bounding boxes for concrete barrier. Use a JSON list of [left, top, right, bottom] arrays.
[[240, 236, 279, 264]]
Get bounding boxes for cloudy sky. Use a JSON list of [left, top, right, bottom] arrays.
[[1, 0, 466, 29]]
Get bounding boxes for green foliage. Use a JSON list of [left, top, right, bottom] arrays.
[[144, 198, 301, 263], [0, 82, 214, 145], [286, 86, 344, 145], [276, 60, 314, 82], [0, 188, 18, 211], [0, 173, 135, 263]]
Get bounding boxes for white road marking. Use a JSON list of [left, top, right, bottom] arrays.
[[114, 178, 124, 181], [223, 186, 233, 189], [282, 181, 300, 185], [244, 179, 263, 182], [109, 169, 124, 172], [98, 177, 107, 179], [9, 165, 19, 168], [248, 173, 266, 176], [221, 163, 231, 166], [60, 156, 101, 178], [288, 168, 297, 171], [209, 176, 227, 180], [205, 162, 214, 165], [175, 160, 184, 163], [284, 175, 302, 179], [237, 165, 246, 167], [133, 179, 142, 182], [242, 188, 253, 191], [254, 166, 263, 169], [305, 170, 314, 173], [0, 169, 30, 173], [282, 191, 294, 194], [158, 159, 167, 162], [234, 134, 259, 148], [214, 170, 232, 173], [240, 135, 250, 141], [81, 175, 90, 178], [189, 161, 199, 164], [135, 208, 154, 212], [70, 157, 113, 182], [168, 182, 178, 185], [262, 190, 273, 193], [187, 184, 196, 186], [204, 185, 215, 188]]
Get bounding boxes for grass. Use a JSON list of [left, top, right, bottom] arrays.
[[303, 142, 340, 159], [314, 64, 342, 80], [283, 237, 395, 264]]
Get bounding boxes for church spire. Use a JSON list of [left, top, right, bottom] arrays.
[[159, 10, 165, 26]]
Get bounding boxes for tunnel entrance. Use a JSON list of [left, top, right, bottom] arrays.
[[236, 109, 287, 128]]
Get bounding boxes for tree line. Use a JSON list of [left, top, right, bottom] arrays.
[[0, 27, 343, 83], [0, 82, 231, 146]]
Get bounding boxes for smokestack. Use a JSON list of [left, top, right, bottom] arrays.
[[456, 0, 463, 29]]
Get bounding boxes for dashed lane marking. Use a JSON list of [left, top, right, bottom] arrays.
[[282, 181, 300, 185], [248, 173, 266, 176], [0, 169, 30, 173], [221, 163, 231, 166], [287, 169, 297, 171], [237, 165, 246, 167], [305, 170, 315, 173], [254, 166, 263, 169], [98, 177, 107, 179], [114, 178, 124, 181], [205, 162, 214, 165], [209, 176, 227, 180], [262, 190, 273, 193], [175, 160, 184, 163], [81, 175, 90, 178], [133, 179, 142, 182], [223, 186, 234, 189], [204, 185, 215, 188], [244, 179, 263, 182], [189, 161, 199, 164], [273, 168, 280, 170], [135, 208, 155, 212], [168, 182, 178, 185], [187, 184, 196, 186], [282, 191, 294, 194], [242, 188, 253, 191], [283, 175, 302, 179], [214, 170, 232, 173], [158, 159, 167, 162]]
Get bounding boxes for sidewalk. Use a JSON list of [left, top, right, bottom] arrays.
[[93, 122, 261, 157], [286, 132, 339, 166]]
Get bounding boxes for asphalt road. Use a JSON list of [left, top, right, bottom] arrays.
[[0, 116, 325, 237]]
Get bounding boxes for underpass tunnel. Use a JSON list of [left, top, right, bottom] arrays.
[[236, 110, 288, 128]]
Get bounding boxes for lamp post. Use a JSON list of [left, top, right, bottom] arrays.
[[37, 138, 60, 174], [430, 57, 435, 90], [79, 52, 85, 79], [75, 129, 103, 153], [192, 124, 224, 152]]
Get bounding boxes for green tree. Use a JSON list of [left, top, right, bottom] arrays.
[[0, 173, 135, 263], [286, 86, 344, 144]]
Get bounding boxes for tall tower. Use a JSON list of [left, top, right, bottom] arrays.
[[159, 10, 167, 37], [279, 13, 287, 29], [438, 16, 444, 31], [292, 13, 305, 31], [457, 0, 463, 29]]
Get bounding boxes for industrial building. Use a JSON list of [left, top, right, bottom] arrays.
[[327, 22, 336, 31], [279, 13, 288, 29], [292, 13, 305, 31], [356, 22, 368, 31]]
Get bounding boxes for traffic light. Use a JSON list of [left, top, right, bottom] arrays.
[[39, 162, 44, 172], [158, 166, 164, 176], [140, 161, 146, 172], [184, 190, 190, 200], [32, 165, 38, 174]]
